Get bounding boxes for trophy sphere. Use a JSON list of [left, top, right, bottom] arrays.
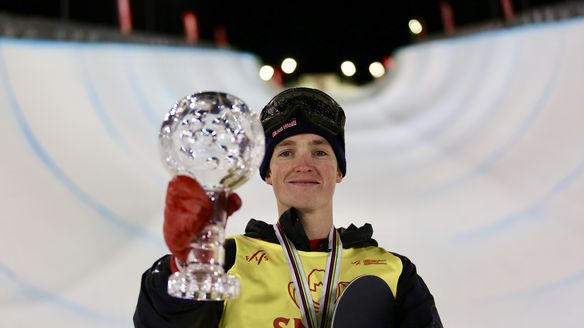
[[159, 91, 265, 191]]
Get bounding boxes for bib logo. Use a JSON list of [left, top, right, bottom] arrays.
[[351, 258, 387, 266], [364, 259, 387, 265], [273, 268, 349, 327], [272, 317, 305, 328], [245, 250, 268, 265]]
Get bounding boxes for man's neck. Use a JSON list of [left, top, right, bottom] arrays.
[[289, 207, 333, 240], [303, 219, 332, 240]]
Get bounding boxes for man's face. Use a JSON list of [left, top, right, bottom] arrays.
[[265, 133, 343, 214]]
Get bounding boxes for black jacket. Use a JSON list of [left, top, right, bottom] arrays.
[[133, 208, 443, 327]]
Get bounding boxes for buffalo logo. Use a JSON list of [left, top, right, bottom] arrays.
[[287, 269, 349, 312], [245, 250, 268, 265]]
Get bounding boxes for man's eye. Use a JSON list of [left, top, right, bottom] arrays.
[[278, 150, 292, 157], [315, 150, 328, 157]]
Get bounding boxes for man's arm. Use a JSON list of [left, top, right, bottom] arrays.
[[133, 176, 242, 327], [134, 238, 237, 327], [393, 254, 443, 328], [133, 255, 224, 328]]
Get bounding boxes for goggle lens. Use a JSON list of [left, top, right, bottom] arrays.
[[260, 89, 345, 136]]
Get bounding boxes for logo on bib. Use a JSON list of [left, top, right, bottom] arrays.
[[351, 258, 387, 266], [287, 268, 350, 312], [245, 250, 269, 265]]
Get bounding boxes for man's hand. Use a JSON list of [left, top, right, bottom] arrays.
[[163, 175, 242, 272]]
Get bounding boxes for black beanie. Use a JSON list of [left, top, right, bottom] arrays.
[[259, 88, 346, 180]]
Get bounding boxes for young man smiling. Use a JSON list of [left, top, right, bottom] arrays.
[[266, 134, 342, 240], [134, 87, 443, 327]]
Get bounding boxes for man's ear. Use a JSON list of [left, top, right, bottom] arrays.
[[336, 169, 343, 183], [265, 171, 272, 185]]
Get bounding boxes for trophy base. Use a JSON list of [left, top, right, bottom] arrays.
[[167, 271, 240, 300]]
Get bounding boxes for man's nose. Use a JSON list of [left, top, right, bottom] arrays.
[[293, 151, 314, 172]]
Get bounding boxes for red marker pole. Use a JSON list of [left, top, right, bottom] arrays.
[[440, 0, 455, 35], [214, 25, 229, 48], [269, 67, 283, 86], [383, 56, 394, 71], [501, 0, 515, 23], [117, 0, 132, 35], [182, 11, 199, 44]]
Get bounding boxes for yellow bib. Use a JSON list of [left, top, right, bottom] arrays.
[[219, 235, 403, 328]]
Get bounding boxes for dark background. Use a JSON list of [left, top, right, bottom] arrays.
[[0, 0, 572, 84]]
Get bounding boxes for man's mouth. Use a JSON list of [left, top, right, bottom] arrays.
[[288, 179, 319, 185]]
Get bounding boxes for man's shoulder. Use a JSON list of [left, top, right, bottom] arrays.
[[338, 222, 378, 248], [242, 218, 277, 240]]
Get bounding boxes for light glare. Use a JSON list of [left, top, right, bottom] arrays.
[[409, 19, 423, 34], [340, 61, 356, 77], [369, 61, 385, 78], [281, 58, 297, 74], [259, 65, 274, 81]]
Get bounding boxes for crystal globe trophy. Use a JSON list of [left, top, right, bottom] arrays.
[[159, 91, 264, 300]]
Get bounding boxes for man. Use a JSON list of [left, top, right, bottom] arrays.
[[134, 87, 442, 327]]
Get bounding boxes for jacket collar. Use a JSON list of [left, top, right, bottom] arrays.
[[244, 207, 378, 251]]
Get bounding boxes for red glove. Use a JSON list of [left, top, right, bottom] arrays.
[[163, 175, 242, 272]]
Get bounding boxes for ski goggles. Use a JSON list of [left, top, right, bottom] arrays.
[[260, 88, 346, 136]]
